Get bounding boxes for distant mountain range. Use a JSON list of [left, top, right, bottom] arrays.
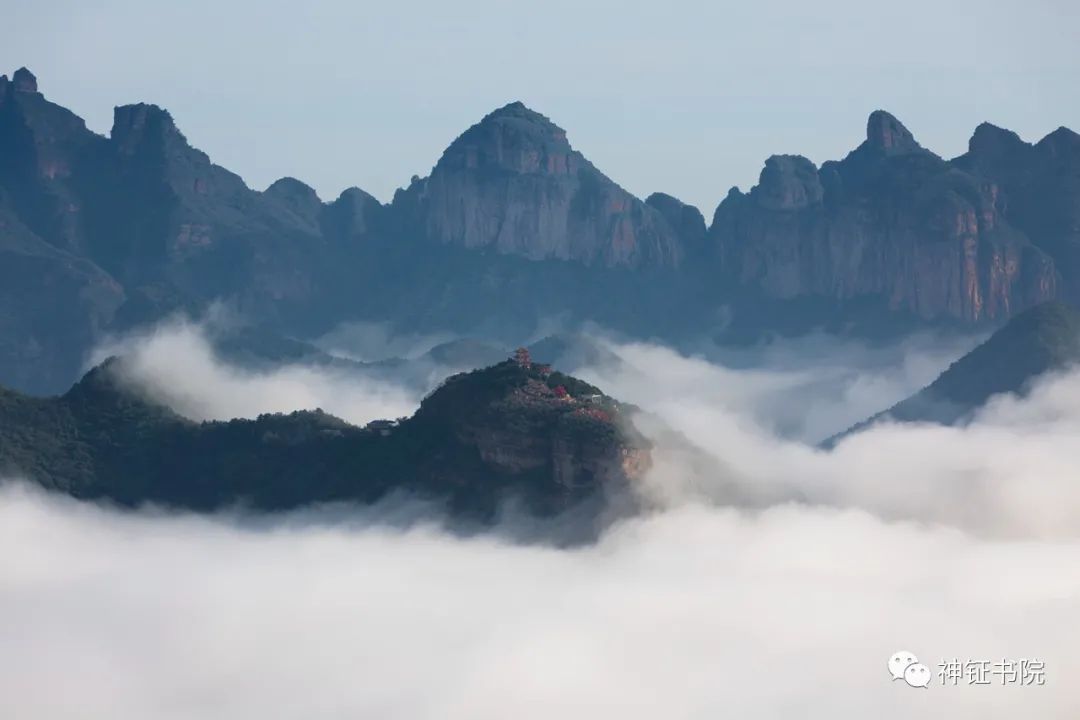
[[0, 352, 649, 523], [204, 327, 617, 396], [3, 65, 1079, 393], [831, 301, 1080, 443]]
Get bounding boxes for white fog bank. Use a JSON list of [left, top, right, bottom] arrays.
[[3, 320, 1072, 718], [1, 485, 1076, 719]]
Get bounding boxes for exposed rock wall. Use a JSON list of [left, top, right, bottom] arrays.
[[392, 102, 684, 268], [710, 111, 1060, 322]]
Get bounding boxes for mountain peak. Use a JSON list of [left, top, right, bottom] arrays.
[[865, 110, 922, 155], [1036, 125, 1080, 154], [335, 186, 378, 205], [265, 177, 320, 203], [400, 99, 683, 268], [12, 67, 37, 93], [111, 103, 183, 154], [832, 302, 1080, 441], [752, 154, 824, 210], [479, 101, 556, 128], [969, 122, 1027, 155], [487, 100, 534, 118], [436, 101, 572, 175], [265, 177, 323, 225]]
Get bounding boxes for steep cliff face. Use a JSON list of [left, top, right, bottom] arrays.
[[645, 192, 707, 258], [711, 111, 1059, 323], [0, 70, 390, 390], [98, 102, 338, 320], [0, 67, 108, 256], [411, 357, 649, 511], [0, 70, 126, 393], [954, 123, 1080, 302], [392, 102, 683, 268], [0, 200, 125, 394]]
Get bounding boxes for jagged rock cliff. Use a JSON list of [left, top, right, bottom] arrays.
[[391, 101, 683, 268], [2, 67, 1080, 394], [954, 122, 1080, 303], [711, 111, 1060, 323]]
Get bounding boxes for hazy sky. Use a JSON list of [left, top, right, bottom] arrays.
[[2, 0, 1077, 212]]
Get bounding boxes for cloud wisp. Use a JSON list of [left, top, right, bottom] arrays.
[[90, 318, 422, 425]]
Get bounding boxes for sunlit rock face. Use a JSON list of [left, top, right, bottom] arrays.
[[392, 101, 684, 269], [711, 111, 1060, 323]]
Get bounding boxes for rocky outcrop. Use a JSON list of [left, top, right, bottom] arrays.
[[263, 177, 326, 236], [645, 192, 707, 256], [0, 354, 650, 523], [321, 186, 385, 240], [954, 123, 1080, 303], [392, 101, 683, 268], [711, 111, 1060, 323], [11, 67, 37, 94], [413, 357, 649, 510], [864, 108, 925, 156]]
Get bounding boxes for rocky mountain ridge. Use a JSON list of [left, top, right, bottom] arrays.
[[2, 66, 1079, 394], [711, 111, 1061, 324], [829, 301, 1080, 442]]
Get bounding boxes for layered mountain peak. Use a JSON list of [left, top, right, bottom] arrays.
[[864, 109, 923, 156], [393, 102, 683, 268], [435, 100, 575, 176], [11, 67, 37, 94]]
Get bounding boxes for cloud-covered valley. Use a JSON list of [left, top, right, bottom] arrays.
[[2, 322, 1078, 719]]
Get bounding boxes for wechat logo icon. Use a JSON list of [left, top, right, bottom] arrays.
[[888, 650, 931, 688]]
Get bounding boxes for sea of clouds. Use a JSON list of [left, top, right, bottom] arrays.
[[2, 319, 1077, 719]]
